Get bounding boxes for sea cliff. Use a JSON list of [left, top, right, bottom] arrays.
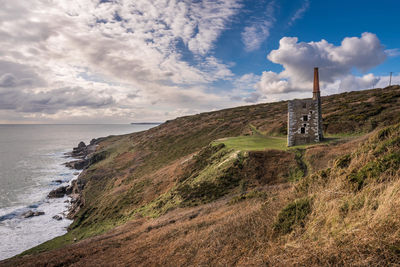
[[2, 85, 400, 266]]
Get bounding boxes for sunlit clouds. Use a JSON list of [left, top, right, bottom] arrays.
[[0, 0, 397, 123]]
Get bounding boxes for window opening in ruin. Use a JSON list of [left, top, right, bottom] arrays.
[[301, 127, 305, 134], [302, 103, 307, 108], [303, 115, 308, 121]]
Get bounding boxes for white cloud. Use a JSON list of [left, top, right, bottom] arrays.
[[242, 22, 272, 52], [0, 0, 242, 122], [230, 73, 262, 102], [375, 74, 400, 88], [257, 32, 388, 96], [339, 74, 380, 92], [288, 0, 310, 26], [385, 49, 400, 57], [187, 1, 242, 55], [241, 1, 275, 52], [257, 71, 291, 94]]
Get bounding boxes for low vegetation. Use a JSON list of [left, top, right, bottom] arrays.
[[213, 135, 288, 151], [3, 85, 400, 266], [273, 197, 312, 234]]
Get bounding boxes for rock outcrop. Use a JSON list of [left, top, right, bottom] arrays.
[[64, 159, 87, 170], [66, 179, 86, 219], [64, 138, 104, 170], [48, 186, 67, 198], [48, 140, 98, 209], [22, 210, 45, 218], [52, 215, 62, 221], [50, 140, 98, 219]]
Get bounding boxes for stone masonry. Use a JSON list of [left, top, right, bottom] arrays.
[[287, 68, 323, 146]]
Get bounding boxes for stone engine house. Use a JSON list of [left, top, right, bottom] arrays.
[[287, 68, 323, 146]]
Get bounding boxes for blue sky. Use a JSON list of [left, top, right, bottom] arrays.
[[214, 0, 399, 88], [0, 0, 398, 123]]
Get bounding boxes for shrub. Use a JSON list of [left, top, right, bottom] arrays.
[[335, 154, 351, 168], [176, 166, 242, 207], [88, 150, 109, 165], [347, 152, 400, 190], [274, 197, 312, 234]]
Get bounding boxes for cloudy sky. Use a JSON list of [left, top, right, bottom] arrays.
[[0, 0, 399, 123]]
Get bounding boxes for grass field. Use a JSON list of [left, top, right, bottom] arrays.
[[213, 135, 289, 151], [213, 134, 353, 151]]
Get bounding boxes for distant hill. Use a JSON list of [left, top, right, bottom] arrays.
[[130, 122, 162, 125], [2, 85, 400, 266]]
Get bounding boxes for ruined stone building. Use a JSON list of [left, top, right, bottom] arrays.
[[287, 68, 323, 146]]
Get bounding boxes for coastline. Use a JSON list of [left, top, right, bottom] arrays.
[[57, 138, 102, 220], [0, 151, 79, 260], [0, 139, 97, 260], [0, 124, 156, 261]]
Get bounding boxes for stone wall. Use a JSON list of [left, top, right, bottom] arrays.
[[288, 98, 322, 146]]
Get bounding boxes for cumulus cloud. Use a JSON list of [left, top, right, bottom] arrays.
[[241, 1, 275, 52], [257, 32, 388, 95], [256, 71, 291, 94]]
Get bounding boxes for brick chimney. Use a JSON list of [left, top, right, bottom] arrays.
[[312, 67, 320, 100]]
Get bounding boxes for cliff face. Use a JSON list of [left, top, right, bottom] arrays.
[[2, 85, 400, 266]]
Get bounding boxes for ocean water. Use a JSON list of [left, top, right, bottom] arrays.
[[0, 124, 156, 260]]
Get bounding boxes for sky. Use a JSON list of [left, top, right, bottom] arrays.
[[0, 0, 399, 124]]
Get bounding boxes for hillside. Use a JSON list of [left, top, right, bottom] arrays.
[[1, 85, 400, 266]]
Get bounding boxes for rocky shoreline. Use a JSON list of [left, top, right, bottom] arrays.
[[46, 138, 103, 220]]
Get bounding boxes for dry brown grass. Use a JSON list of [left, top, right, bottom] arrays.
[[263, 125, 400, 266], [1, 184, 294, 267], [3, 87, 400, 266], [305, 135, 367, 172]]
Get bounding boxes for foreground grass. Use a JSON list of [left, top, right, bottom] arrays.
[[19, 219, 122, 256], [8, 86, 399, 264]]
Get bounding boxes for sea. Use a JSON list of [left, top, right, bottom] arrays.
[[0, 124, 156, 260]]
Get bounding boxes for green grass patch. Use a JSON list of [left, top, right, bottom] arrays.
[[288, 149, 308, 182], [213, 135, 288, 151], [213, 134, 343, 152], [249, 124, 265, 136], [137, 145, 245, 218], [274, 197, 312, 234]]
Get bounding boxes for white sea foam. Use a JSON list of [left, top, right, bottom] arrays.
[[0, 196, 72, 260], [0, 124, 154, 261], [0, 151, 79, 260]]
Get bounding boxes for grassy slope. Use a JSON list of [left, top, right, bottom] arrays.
[[2, 85, 400, 266], [272, 123, 400, 265], [214, 135, 288, 151]]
